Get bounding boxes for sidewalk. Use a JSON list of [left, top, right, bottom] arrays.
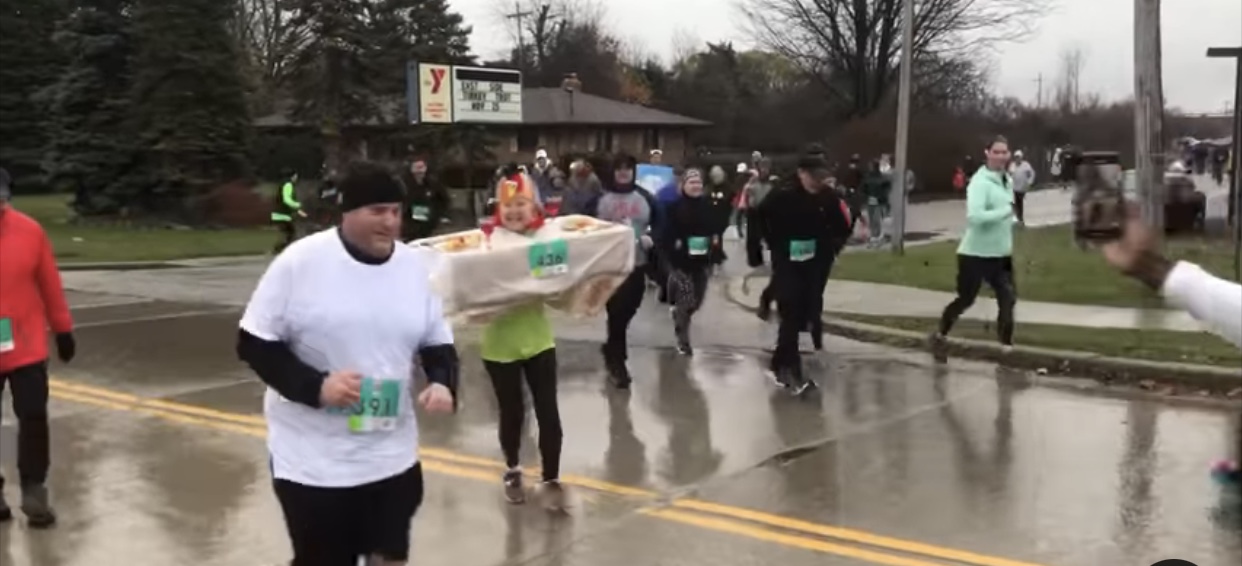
[[727, 276, 1206, 333]]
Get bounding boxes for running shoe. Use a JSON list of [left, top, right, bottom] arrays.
[[21, 484, 56, 528], [503, 469, 526, 504], [928, 332, 949, 363], [538, 480, 570, 512], [602, 347, 632, 389]]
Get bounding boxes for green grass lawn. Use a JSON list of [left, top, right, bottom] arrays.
[[15, 194, 275, 263], [834, 313, 1242, 368], [833, 224, 1239, 308]]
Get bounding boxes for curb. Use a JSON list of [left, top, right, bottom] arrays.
[[723, 278, 1242, 394], [59, 255, 270, 272], [59, 261, 183, 271]]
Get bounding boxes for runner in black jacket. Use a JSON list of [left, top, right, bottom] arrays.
[[658, 168, 717, 355], [747, 154, 851, 393]]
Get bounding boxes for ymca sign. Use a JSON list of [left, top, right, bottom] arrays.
[[406, 61, 523, 125]]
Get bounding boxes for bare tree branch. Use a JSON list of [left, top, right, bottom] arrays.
[[737, 0, 1054, 116]]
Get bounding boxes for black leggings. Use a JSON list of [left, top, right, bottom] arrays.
[[484, 348, 562, 481], [274, 221, 296, 253], [938, 255, 1017, 345], [1014, 192, 1026, 222], [604, 269, 648, 362], [668, 266, 709, 345]]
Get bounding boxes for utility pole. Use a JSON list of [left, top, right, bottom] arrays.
[[890, 0, 915, 255], [1206, 46, 1241, 280], [505, 1, 534, 71], [1034, 73, 1043, 108], [1133, 0, 1165, 232]]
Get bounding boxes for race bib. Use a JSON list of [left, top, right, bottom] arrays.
[[325, 377, 402, 434], [687, 236, 709, 256], [411, 206, 430, 221], [0, 318, 13, 353], [789, 239, 816, 262], [528, 238, 569, 278], [867, 196, 879, 206]]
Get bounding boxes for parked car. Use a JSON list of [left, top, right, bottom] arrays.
[[1162, 165, 1207, 232]]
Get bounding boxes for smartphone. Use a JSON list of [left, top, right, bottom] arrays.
[[1071, 151, 1126, 242]]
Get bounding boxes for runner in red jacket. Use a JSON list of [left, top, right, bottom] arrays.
[[0, 178, 75, 528]]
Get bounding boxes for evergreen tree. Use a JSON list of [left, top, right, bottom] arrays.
[[127, 0, 252, 216], [366, 0, 473, 96], [42, 0, 135, 214], [285, 0, 377, 173], [0, 0, 68, 190]]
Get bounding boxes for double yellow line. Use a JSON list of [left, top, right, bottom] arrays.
[[45, 378, 1049, 566]]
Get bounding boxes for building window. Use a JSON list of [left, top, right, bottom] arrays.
[[517, 128, 540, 151], [594, 129, 614, 152], [642, 128, 662, 152]]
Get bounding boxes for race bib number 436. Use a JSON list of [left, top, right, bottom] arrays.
[[528, 238, 569, 278]]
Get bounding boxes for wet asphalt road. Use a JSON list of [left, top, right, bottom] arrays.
[[2, 250, 1241, 566]]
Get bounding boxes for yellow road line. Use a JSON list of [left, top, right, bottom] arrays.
[[46, 380, 1051, 566], [47, 388, 944, 566], [643, 508, 946, 566], [672, 500, 1046, 566]]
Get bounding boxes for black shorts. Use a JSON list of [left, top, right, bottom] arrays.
[[273, 463, 424, 565]]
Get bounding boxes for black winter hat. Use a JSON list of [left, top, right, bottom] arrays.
[[612, 152, 637, 170], [339, 161, 406, 212]]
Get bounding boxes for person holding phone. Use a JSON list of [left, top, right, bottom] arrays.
[[1099, 204, 1241, 485], [930, 136, 1017, 361]]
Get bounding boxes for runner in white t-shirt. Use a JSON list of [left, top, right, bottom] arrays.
[[237, 161, 459, 566]]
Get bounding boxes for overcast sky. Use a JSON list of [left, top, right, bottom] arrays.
[[448, 0, 1241, 114]]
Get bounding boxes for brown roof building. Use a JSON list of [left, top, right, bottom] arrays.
[[255, 87, 711, 166]]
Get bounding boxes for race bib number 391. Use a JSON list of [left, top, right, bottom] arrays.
[[325, 377, 401, 434], [528, 238, 569, 278]]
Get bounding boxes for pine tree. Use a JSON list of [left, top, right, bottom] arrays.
[[0, 0, 69, 190], [285, 0, 378, 173], [366, 0, 473, 96], [42, 0, 135, 214], [127, 0, 252, 216]]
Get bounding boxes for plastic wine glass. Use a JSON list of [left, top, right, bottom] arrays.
[[479, 218, 496, 248]]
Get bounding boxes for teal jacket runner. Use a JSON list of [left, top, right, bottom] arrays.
[[957, 167, 1014, 258]]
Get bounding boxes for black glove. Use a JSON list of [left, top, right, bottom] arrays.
[[55, 332, 76, 363]]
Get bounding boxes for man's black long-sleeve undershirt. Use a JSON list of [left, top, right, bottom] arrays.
[[236, 329, 459, 409]]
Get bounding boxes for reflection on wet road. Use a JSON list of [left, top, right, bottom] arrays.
[[1, 273, 1239, 566]]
